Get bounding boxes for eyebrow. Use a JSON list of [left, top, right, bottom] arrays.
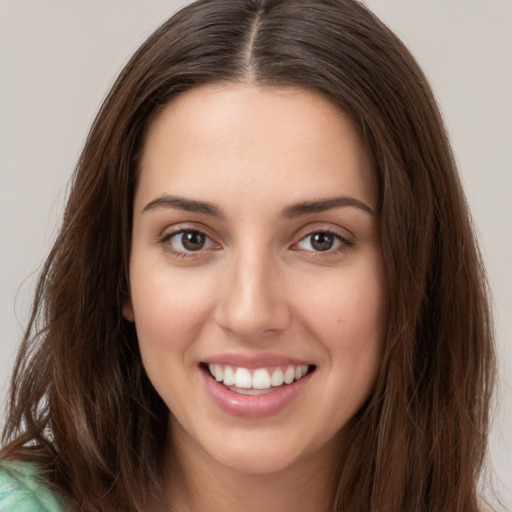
[[281, 196, 375, 218], [143, 195, 224, 217], [142, 194, 375, 218]]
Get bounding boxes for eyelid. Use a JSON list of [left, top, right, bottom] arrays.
[[158, 221, 220, 243], [158, 224, 221, 258], [290, 226, 354, 255], [292, 222, 353, 243]]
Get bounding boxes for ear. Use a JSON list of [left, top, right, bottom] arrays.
[[123, 300, 135, 322]]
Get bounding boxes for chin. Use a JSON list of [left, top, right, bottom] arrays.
[[200, 424, 341, 477], [211, 444, 308, 476]]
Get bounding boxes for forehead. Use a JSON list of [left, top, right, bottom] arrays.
[[137, 83, 376, 213]]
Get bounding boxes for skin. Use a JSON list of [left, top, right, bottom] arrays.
[[124, 83, 388, 512]]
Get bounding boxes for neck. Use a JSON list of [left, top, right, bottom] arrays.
[[161, 423, 340, 512]]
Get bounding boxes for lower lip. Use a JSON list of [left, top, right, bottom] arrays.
[[201, 368, 313, 419]]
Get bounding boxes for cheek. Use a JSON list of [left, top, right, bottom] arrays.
[[130, 261, 213, 330], [129, 264, 217, 377], [129, 269, 218, 420], [296, 258, 388, 396], [299, 259, 387, 343]]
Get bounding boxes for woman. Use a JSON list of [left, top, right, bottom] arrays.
[[0, 0, 496, 511]]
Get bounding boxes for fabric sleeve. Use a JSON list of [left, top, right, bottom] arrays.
[[0, 461, 68, 511]]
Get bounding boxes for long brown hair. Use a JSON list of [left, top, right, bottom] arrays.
[[1, 1, 496, 510]]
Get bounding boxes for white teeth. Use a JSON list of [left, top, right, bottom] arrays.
[[234, 367, 252, 389], [252, 368, 271, 389], [223, 365, 235, 386], [284, 366, 295, 384], [230, 387, 274, 395], [206, 363, 311, 390], [270, 368, 284, 386], [214, 364, 223, 382]]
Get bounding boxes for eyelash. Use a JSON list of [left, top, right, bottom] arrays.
[[292, 229, 354, 256], [159, 228, 354, 259], [159, 229, 219, 259]]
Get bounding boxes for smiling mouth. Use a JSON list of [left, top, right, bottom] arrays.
[[201, 363, 316, 395]]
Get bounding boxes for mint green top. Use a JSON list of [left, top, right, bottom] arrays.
[[0, 461, 67, 511]]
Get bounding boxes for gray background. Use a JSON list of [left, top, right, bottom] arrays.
[[1, 1, 510, 508]]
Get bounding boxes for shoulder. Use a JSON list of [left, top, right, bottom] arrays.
[[0, 460, 68, 511]]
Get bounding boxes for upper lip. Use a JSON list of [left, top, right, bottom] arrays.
[[201, 352, 313, 369]]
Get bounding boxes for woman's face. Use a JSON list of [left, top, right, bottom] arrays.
[[125, 84, 387, 476]]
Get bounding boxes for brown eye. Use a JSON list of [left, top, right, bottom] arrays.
[[166, 230, 216, 253], [295, 231, 351, 254], [310, 232, 335, 251], [181, 231, 206, 251]]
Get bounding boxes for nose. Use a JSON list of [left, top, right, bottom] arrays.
[[214, 247, 291, 338]]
